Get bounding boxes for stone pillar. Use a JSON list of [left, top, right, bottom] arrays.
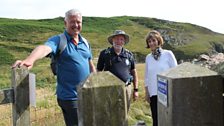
[[77, 71, 128, 126], [157, 62, 223, 126]]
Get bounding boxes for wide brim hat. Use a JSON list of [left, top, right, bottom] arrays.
[[108, 30, 129, 45]]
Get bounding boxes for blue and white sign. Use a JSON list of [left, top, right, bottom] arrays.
[[157, 77, 168, 107]]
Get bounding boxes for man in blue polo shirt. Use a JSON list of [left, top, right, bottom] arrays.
[[12, 9, 96, 126], [97, 30, 139, 109]]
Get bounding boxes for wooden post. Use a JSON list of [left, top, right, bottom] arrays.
[[0, 88, 13, 105], [11, 66, 30, 126]]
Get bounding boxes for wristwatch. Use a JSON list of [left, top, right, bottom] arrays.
[[134, 88, 138, 92]]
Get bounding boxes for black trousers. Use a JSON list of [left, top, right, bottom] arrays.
[[150, 96, 158, 126], [57, 99, 78, 126]]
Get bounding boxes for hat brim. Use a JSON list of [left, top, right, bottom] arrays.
[[108, 34, 129, 45]]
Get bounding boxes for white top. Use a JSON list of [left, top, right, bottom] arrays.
[[144, 49, 177, 97]]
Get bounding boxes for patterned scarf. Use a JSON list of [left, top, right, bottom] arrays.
[[152, 47, 162, 60]]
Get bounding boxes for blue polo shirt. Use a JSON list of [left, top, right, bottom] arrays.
[[45, 31, 92, 100]]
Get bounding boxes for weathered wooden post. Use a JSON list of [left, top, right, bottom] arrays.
[[77, 71, 128, 126], [0, 66, 33, 126], [157, 62, 223, 126], [11, 66, 30, 126]]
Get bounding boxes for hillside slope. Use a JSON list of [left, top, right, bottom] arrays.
[[1, 16, 224, 64]]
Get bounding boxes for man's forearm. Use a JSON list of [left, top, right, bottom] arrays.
[[132, 69, 138, 89], [89, 60, 96, 73], [26, 45, 52, 62]]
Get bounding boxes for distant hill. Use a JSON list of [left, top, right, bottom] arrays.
[[0, 16, 224, 64]]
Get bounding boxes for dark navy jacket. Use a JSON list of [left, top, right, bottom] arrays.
[[97, 47, 135, 83]]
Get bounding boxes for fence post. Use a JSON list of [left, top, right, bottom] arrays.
[[11, 66, 30, 126]]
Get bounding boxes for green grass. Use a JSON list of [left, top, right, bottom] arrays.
[[0, 47, 14, 65], [1, 16, 224, 61]]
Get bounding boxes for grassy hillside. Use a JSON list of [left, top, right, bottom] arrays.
[[0, 16, 224, 125], [1, 16, 224, 63]]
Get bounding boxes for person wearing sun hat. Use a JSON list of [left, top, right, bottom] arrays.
[[97, 30, 139, 110], [107, 30, 130, 45]]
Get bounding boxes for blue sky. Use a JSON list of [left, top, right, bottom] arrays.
[[1, 0, 224, 34]]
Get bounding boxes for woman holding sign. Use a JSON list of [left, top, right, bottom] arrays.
[[144, 30, 177, 126]]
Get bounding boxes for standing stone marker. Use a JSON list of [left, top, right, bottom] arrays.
[[77, 71, 128, 126], [157, 62, 223, 126]]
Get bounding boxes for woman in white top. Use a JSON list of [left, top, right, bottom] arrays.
[[144, 30, 177, 126]]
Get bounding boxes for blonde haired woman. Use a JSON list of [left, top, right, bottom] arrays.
[[144, 30, 177, 126]]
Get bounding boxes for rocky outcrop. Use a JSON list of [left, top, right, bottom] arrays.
[[191, 53, 224, 68]]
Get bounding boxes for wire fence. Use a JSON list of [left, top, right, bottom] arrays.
[[0, 84, 64, 126]]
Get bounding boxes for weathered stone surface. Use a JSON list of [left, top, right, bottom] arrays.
[[159, 62, 218, 78], [78, 71, 128, 126], [158, 62, 223, 126]]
